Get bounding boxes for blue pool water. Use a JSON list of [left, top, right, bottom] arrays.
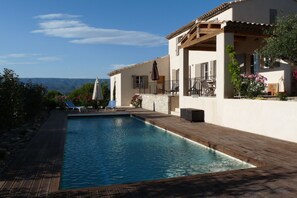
[[60, 115, 253, 190]]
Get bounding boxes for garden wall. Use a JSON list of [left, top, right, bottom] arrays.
[[141, 94, 170, 114], [180, 96, 297, 143], [220, 99, 297, 143]]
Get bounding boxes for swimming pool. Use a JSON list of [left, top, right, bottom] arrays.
[[60, 115, 253, 190]]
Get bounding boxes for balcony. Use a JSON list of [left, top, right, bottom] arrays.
[[136, 80, 179, 95], [187, 76, 216, 97]]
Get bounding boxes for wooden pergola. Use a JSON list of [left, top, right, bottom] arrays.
[[179, 20, 272, 97], [180, 20, 272, 51]]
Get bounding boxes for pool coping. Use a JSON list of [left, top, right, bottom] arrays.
[[2, 109, 297, 197]]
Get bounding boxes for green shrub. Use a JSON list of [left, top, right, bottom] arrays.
[[0, 148, 7, 161], [23, 82, 46, 120], [67, 82, 110, 108], [277, 92, 288, 101], [240, 74, 267, 98], [0, 68, 24, 130], [0, 68, 47, 130], [226, 45, 242, 96], [44, 90, 63, 110]]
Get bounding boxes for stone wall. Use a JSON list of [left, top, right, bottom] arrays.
[[141, 94, 170, 114]]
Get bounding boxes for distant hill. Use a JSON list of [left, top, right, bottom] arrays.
[[20, 78, 110, 94]]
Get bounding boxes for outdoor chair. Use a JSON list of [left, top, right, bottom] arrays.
[[65, 101, 87, 112], [105, 100, 116, 110], [201, 80, 215, 96], [188, 81, 199, 95], [166, 85, 179, 95]]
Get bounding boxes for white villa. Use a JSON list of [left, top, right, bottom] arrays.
[[109, 0, 297, 143]]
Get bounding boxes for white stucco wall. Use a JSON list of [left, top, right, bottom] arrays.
[[110, 74, 121, 106], [168, 32, 186, 72], [180, 96, 218, 123], [260, 65, 292, 94], [221, 99, 297, 143], [232, 0, 297, 23], [179, 96, 297, 143], [109, 56, 170, 106]]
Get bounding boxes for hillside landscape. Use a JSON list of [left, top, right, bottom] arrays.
[[21, 78, 110, 94]]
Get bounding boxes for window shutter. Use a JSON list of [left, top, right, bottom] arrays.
[[143, 76, 148, 89], [210, 60, 216, 78], [132, 75, 137, 89], [195, 64, 201, 79], [253, 54, 260, 74]]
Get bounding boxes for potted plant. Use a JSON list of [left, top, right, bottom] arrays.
[[130, 94, 142, 108]]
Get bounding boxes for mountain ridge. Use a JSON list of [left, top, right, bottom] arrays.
[[20, 78, 110, 94]]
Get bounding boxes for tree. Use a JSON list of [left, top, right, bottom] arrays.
[[0, 68, 47, 130], [44, 90, 63, 110], [68, 82, 110, 107], [260, 14, 297, 66], [23, 82, 46, 120], [0, 68, 24, 129]]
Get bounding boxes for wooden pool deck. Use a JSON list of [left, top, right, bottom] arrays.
[[1, 109, 297, 197]]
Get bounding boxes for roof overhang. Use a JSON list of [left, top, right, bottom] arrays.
[[180, 20, 272, 51]]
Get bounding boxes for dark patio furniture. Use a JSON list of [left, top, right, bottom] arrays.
[[180, 108, 204, 122]]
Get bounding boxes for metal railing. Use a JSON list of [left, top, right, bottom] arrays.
[[135, 76, 216, 97], [187, 75, 216, 97], [137, 80, 179, 95]]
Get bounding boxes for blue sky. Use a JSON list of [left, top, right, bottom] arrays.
[[0, 0, 227, 79]]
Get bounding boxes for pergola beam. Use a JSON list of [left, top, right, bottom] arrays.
[[180, 20, 271, 51]]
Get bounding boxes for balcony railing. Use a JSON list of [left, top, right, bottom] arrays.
[[136, 80, 179, 95], [187, 76, 216, 97], [135, 76, 216, 97]]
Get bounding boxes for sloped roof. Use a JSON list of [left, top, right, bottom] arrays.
[[166, 0, 247, 40], [108, 55, 169, 76]]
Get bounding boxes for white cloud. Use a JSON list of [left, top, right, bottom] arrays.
[[0, 53, 39, 59], [111, 64, 133, 69], [0, 60, 38, 65], [32, 13, 167, 47], [34, 13, 80, 20], [0, 53, 60, 66], [37, 56, 61, 61]]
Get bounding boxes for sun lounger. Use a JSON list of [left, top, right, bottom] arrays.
[[105, 100, 116, 110], [65, 101, 87, 112]]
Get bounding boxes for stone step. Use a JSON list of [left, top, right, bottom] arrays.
[[170, 108, 180, 116]]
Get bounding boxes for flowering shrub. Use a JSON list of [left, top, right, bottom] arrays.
[[240, 74, 267, 98], [293, 70, 297, 80], [130, 94, 142, 108]]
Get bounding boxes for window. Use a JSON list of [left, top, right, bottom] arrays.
[[201, 62, 209, 80], [176, 35, 184, 56], [210, 60, 216, 79], [132, 75, 148, 89], [270, 9, 277, 24]]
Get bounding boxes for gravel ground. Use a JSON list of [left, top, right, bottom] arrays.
[[0, 111, 49, 175]]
